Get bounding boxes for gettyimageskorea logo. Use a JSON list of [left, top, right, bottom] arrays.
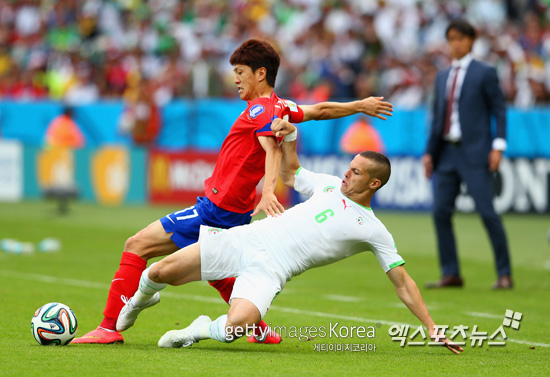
[[255, 322, 378, 353], [389, 309, 523, 347]]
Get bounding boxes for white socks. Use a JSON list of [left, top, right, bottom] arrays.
[[130, 269, 237, 346], [205, 315, 229, 343], [132, 264, 167, 306]]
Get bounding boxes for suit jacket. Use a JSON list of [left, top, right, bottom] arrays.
[[426, 60, 506, 169]]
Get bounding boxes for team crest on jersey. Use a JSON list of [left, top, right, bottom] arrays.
[[249, 104, 265, 119], [323, 186, 336, 193], [356, 216, 364, 225], [208, 227, 222, 235]]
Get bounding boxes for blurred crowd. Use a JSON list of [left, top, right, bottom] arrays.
[[0, 0, 549, 109]]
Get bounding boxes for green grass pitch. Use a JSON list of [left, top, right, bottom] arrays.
[[1, 200, 549, 376]]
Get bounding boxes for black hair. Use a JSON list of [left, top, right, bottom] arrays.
[[229, 39, 280, 87], [446, 19, 476, 40], [359, 151, 391, 189]]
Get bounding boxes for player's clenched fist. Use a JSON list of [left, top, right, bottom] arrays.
[[271, 117, 296, 138]]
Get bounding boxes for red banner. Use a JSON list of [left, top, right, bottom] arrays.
[[148, 149, 291, 206], [148, 149, 218, 204]]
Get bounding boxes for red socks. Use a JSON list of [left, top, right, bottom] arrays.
[[208, 278, 236, 304], [100, 264, 273, 335], [100, 252, 147, 330], [208, 277, 269, 337], [253, 320, 269, 337]]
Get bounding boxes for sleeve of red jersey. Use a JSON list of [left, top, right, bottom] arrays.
[[253, 100, 304, 144], [283, 99, 304, 123], [254, 113, 280, 138]]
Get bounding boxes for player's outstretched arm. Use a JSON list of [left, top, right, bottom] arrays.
[[300, 96, 393, 122], [251, 136, 285, 217], [386, 266, 464, 355], [272, 118, 300, 189]]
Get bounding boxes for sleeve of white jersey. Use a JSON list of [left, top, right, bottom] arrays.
[[293, 167, 341, 197], [369, 225, 405, 273]]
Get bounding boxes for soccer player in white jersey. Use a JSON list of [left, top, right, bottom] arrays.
[[116, 119, 464, 354]]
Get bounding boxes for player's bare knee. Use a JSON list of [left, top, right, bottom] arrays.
[[148, 263, 163, 283], [226, 307, 259, 338], [228, 299, 261, 325], [226, 315, 246, 330], [123, 233, 140, 253], [123, 230, 153, 259]]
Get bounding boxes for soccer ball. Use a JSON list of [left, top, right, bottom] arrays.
[[31, 303, 78, 346]]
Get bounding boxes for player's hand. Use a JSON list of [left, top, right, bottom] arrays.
[[489, 149, 502, 172], [428, 328, 464, 354], [433, 335, 464, 354], [359, 96, 393, 120], [271, 118, 296, 138], [251, 192, 285, 218], [422, 154, 433, 178]]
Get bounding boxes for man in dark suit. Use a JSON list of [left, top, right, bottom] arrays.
[[423, 19, 512, 290]]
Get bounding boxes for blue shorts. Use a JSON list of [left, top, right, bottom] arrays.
[[160, 196, 253, 249]]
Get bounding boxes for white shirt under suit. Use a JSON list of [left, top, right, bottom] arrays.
[[199, 167, 405, 318]]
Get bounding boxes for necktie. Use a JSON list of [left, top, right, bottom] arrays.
[[443, 66, 459, 136]]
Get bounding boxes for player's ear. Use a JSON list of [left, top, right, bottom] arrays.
[[369, 178, 382, 190], [256, 67, 267, 82]]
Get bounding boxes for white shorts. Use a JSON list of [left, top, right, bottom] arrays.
[[199, 225, 285, 319]]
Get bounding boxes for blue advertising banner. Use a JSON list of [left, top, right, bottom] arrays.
[[1, 101, 549, 157], [1, 101, 549, 211], [21, 145, 146, 205], [295, 154, 550, 214]]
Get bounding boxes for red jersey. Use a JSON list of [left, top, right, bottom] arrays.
[[205, 92, 304, 213]]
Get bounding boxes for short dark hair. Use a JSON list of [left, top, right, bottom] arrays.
[[446, 19, 476, 40], [359, 151, 391, 189], [229, 39, 280, 87]]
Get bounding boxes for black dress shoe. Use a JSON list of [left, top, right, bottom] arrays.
[[425, 275, 464, 288], [492, 275, 513, 290]]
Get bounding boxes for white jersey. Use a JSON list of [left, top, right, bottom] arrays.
[[246, 168, 405, 281]]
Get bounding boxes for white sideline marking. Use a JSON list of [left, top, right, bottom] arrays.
[[0, 270, 225, 306], [323, 294, 362, 303], [271, 306, 413, 327], [2, 269, 549, 348], [466, 312, 502, 320], [387, 303, 440, 311]]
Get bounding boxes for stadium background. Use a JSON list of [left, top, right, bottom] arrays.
[[1, 2, 550, 375], [0, 0, 549, 213]]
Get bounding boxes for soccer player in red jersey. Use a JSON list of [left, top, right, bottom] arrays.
[[73, 39, 393, 344]]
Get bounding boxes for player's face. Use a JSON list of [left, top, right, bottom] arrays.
[[341, 155, 378, 198], [447, 29, 474, 60], [233, 64, 259, 101]]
